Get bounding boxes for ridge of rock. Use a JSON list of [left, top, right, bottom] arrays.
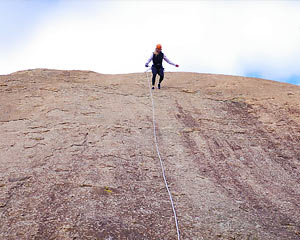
[[0, 69, 299, 239]]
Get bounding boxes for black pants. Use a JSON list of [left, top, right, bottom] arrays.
[[151, 66, 164, 85]]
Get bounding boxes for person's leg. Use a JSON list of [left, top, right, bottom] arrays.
[[158, 67, 164, 84], [158, 68, 164, 89], [151, 67, 158, 86]]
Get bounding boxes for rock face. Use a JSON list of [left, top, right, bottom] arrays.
[[0, 68, 299, 239]]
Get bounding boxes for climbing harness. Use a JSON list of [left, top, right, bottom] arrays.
[[144, 67, 181, 240]]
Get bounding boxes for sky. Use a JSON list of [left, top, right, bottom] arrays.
[[0, 0, 300, 85]]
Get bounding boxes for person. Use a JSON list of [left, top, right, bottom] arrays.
[[145, 44, 179, 89]]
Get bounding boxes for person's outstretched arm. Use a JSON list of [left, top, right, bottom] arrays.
[[145, 54, 153, 67], [164, 55, 179, 67]]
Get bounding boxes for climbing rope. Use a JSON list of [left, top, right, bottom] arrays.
[[144, 68, 180, 240]]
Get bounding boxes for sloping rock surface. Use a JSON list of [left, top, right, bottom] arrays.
[[0, 69, 300, 239]]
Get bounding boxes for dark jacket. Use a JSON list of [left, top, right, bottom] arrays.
[[152, 52, 164, 68]]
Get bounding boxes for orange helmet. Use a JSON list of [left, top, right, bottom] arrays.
[[156, 44, 162, 50]]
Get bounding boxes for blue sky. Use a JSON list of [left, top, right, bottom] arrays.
[[0, 1, 59, 54], [0, 0, 300, 85]]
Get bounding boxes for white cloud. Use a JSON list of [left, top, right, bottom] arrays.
[[1, 0, 300, 83]]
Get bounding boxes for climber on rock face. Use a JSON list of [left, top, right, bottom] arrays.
[[145, 44, 179, 89]]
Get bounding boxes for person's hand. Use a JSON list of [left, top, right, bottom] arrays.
[[176, 64, 179, 67], [145, 64, 149, 67]]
